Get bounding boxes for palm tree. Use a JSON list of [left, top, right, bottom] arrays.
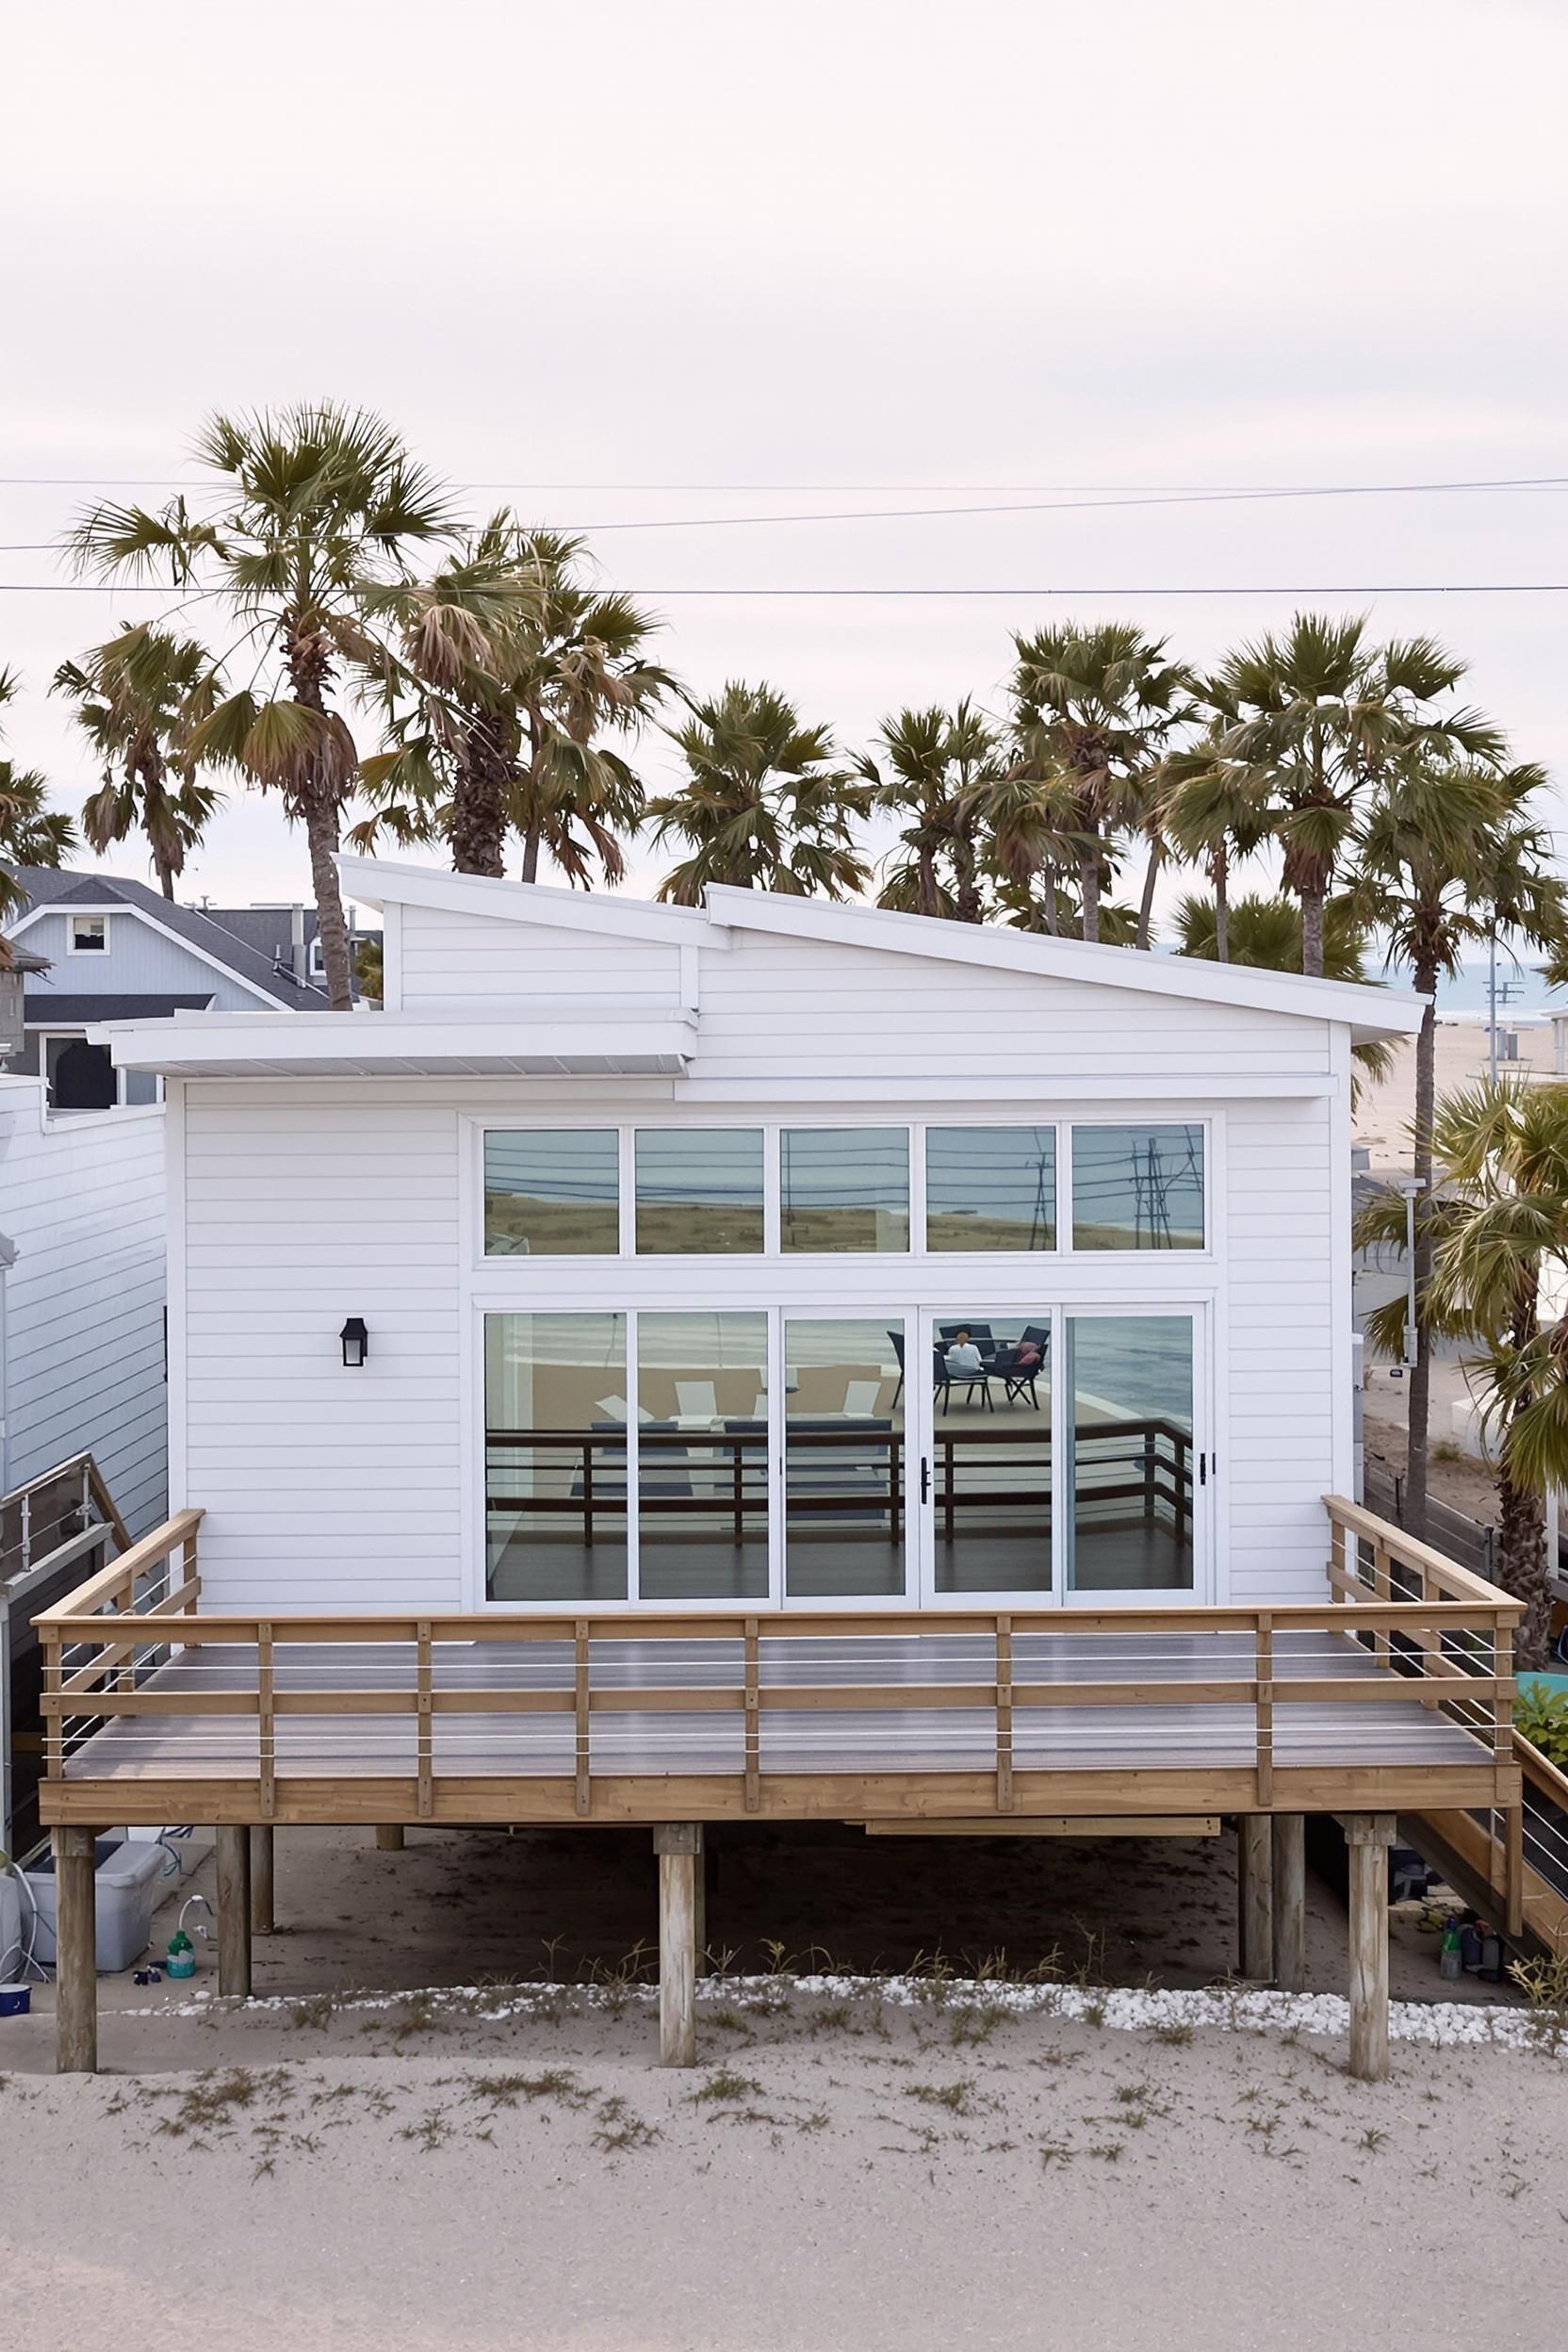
[[1348, 756, 1567, 1540], [1005, 623, 1193, 944], [861, 699, 999, 922], [53, 626, 224, 897], [1212, 614, 1504, 978], [68, 403, 459, 1006], [0, 670, 75, 943], [1363, 1081, 1568, 1666], [1161, 682, 1274, 962], [1172, 889, 1373, 980], [355, 526, 674, 887], [650, 682, 874, 905]]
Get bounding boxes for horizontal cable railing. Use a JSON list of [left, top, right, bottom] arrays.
[[33, 1497, 1527, 1858]]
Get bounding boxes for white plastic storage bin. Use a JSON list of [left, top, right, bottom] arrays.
[[22, 1837, 165, 1972]]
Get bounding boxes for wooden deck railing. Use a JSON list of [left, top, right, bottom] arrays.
[[32, 1496, 1528, 1872]]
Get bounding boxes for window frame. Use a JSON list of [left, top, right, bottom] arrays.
[[470, 1116, 1214, 1266], [66, 913, 109, 955]]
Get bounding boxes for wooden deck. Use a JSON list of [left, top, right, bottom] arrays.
[[35, 1496, 1525, 1835], [31, 1495, 1556, 2082]]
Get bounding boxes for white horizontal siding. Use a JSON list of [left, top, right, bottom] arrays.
[[180, 1092, 464, 1609], [398, 904, 682, 1011], [0, 1090, 168, 1533], [1222, 1095, 1338, 1603]]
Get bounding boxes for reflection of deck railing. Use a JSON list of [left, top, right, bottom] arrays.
[[485, 1417, 1192, 1547]]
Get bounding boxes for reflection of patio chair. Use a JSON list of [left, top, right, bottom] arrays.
[[992, 1329, 1046, 1409], [842, 1379, 882, 1417], [889, 1330, 906, 1406], [934, 1345, 992, 1413], [938, 1322, 995, 1348], [676, 1380, 719, 1422]]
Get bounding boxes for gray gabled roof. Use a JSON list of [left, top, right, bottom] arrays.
[[24, 992, 214, 1023], [11, 870, 332, 1009]]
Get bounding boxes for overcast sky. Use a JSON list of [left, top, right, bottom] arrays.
[[3, 0, 1564, 929]]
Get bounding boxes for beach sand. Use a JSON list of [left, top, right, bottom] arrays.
[[1, 1825, 1558, 2350], [0, 1978, 1562, 2352]]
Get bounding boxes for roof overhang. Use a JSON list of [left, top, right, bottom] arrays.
[[89, 1010, 697, 1078]]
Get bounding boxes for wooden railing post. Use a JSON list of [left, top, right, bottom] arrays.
[[743, 1618, 760, 1814], [574, 1620, 592, 1817], [256, 1624, 275, 1823], [995, 1615, 1014, 1814], [1254, 1612, 1273, 1808], [416, 1621, 433, 1821]]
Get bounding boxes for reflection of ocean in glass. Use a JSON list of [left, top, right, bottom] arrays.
[[1069, 1315, 1194, 1592], [484, 1131, 619, 1255], [635, 1130, 764, 1254], [780, 1129, 909, 1252], [926, 1126, 1055, 1251]]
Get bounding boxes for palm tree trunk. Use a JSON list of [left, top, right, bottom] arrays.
[[1079, 853, 1100, 944], [302, 789, 353, 1010], [450, 716, 510, 879], [1037, 866, 1059, 937], [520, 821, 542, 884], [1135, 834, 1164, 950], [918, 844, 939, 920], [1402, 959, 1440, 1542], [1212, 843, 1230, 962], [156, 862, 176, 901], [1300, 886, 1326, 980]]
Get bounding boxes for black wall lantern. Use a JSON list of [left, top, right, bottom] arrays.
[[339, 1316, 369, 1369]]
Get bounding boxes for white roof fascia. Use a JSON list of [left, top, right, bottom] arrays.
[[700, 885, 1427, 1040], [9, 898, 296, 1010], [334, 856, 733, 952], [89, 1010, 697, 1076]]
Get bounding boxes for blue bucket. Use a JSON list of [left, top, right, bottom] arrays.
[[0, 1984, 31, 2017]]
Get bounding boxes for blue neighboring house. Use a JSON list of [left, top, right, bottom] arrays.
[[2, 871, 368, 1109]]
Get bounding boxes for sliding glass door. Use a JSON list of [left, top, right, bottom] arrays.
[[482, 1303, 1202, 1609], [1064, 1314, 1197, 1593], [782, 1317, 908, 1600]]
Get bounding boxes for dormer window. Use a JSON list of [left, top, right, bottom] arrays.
[[69, 914, 107, 953]]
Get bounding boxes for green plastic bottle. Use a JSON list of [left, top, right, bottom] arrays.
[[1439, 1918, 1462, 1983], [166, 1929, 196, 1980]]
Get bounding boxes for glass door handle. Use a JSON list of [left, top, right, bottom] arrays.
[[921, 1458, 931, 1504]]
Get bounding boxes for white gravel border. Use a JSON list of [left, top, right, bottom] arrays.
[[102, 1972, 1560, 2053]]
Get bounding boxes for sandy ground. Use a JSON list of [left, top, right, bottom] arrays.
[[10, 1819, 1521, 2018], [1354, 1017, 1560, 1171], [1, 1982, 1563, 2352], [5, 1823, 1556, 2352]]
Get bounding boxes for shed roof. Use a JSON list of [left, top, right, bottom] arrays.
[[337, 855, 1428, 1044]]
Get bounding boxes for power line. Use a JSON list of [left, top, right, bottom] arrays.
[[4, 580, 1568, 597]]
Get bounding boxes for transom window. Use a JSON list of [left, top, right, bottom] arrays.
[[481, 1122, 1206, 1256], [1071, 1124, 1204, 1251], [634, 1129, 764, 1254]]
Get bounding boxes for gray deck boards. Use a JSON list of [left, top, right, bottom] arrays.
[[62, 1628, 1490, 1781]]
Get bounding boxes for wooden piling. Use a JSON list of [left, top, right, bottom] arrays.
[[375, 1825, 405, 1852], [654, 1823, 702, 2066], [1342, 1812, 1395, 2082], [1271, 1813, 1307, 1993], [1236, 1815, 1274, 1982], [54, 1826, 99, 2075], [250, 1825, 274, 1935], [215, 1825, 253, 1998]]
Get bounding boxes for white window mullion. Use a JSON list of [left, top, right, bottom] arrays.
[[626, 1306, 641, 1601], [619, 1128, 636, 1256]]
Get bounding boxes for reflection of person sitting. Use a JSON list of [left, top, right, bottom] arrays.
[[944, 1330, 984, 1377]]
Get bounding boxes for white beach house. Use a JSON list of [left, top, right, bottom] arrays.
[[96, 855, 1418, 1619], [42, 856, 1545, 2083]]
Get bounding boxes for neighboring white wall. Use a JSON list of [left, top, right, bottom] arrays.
[[173, 940, 1344, 1609], [0, 1080, 168, 1532]]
